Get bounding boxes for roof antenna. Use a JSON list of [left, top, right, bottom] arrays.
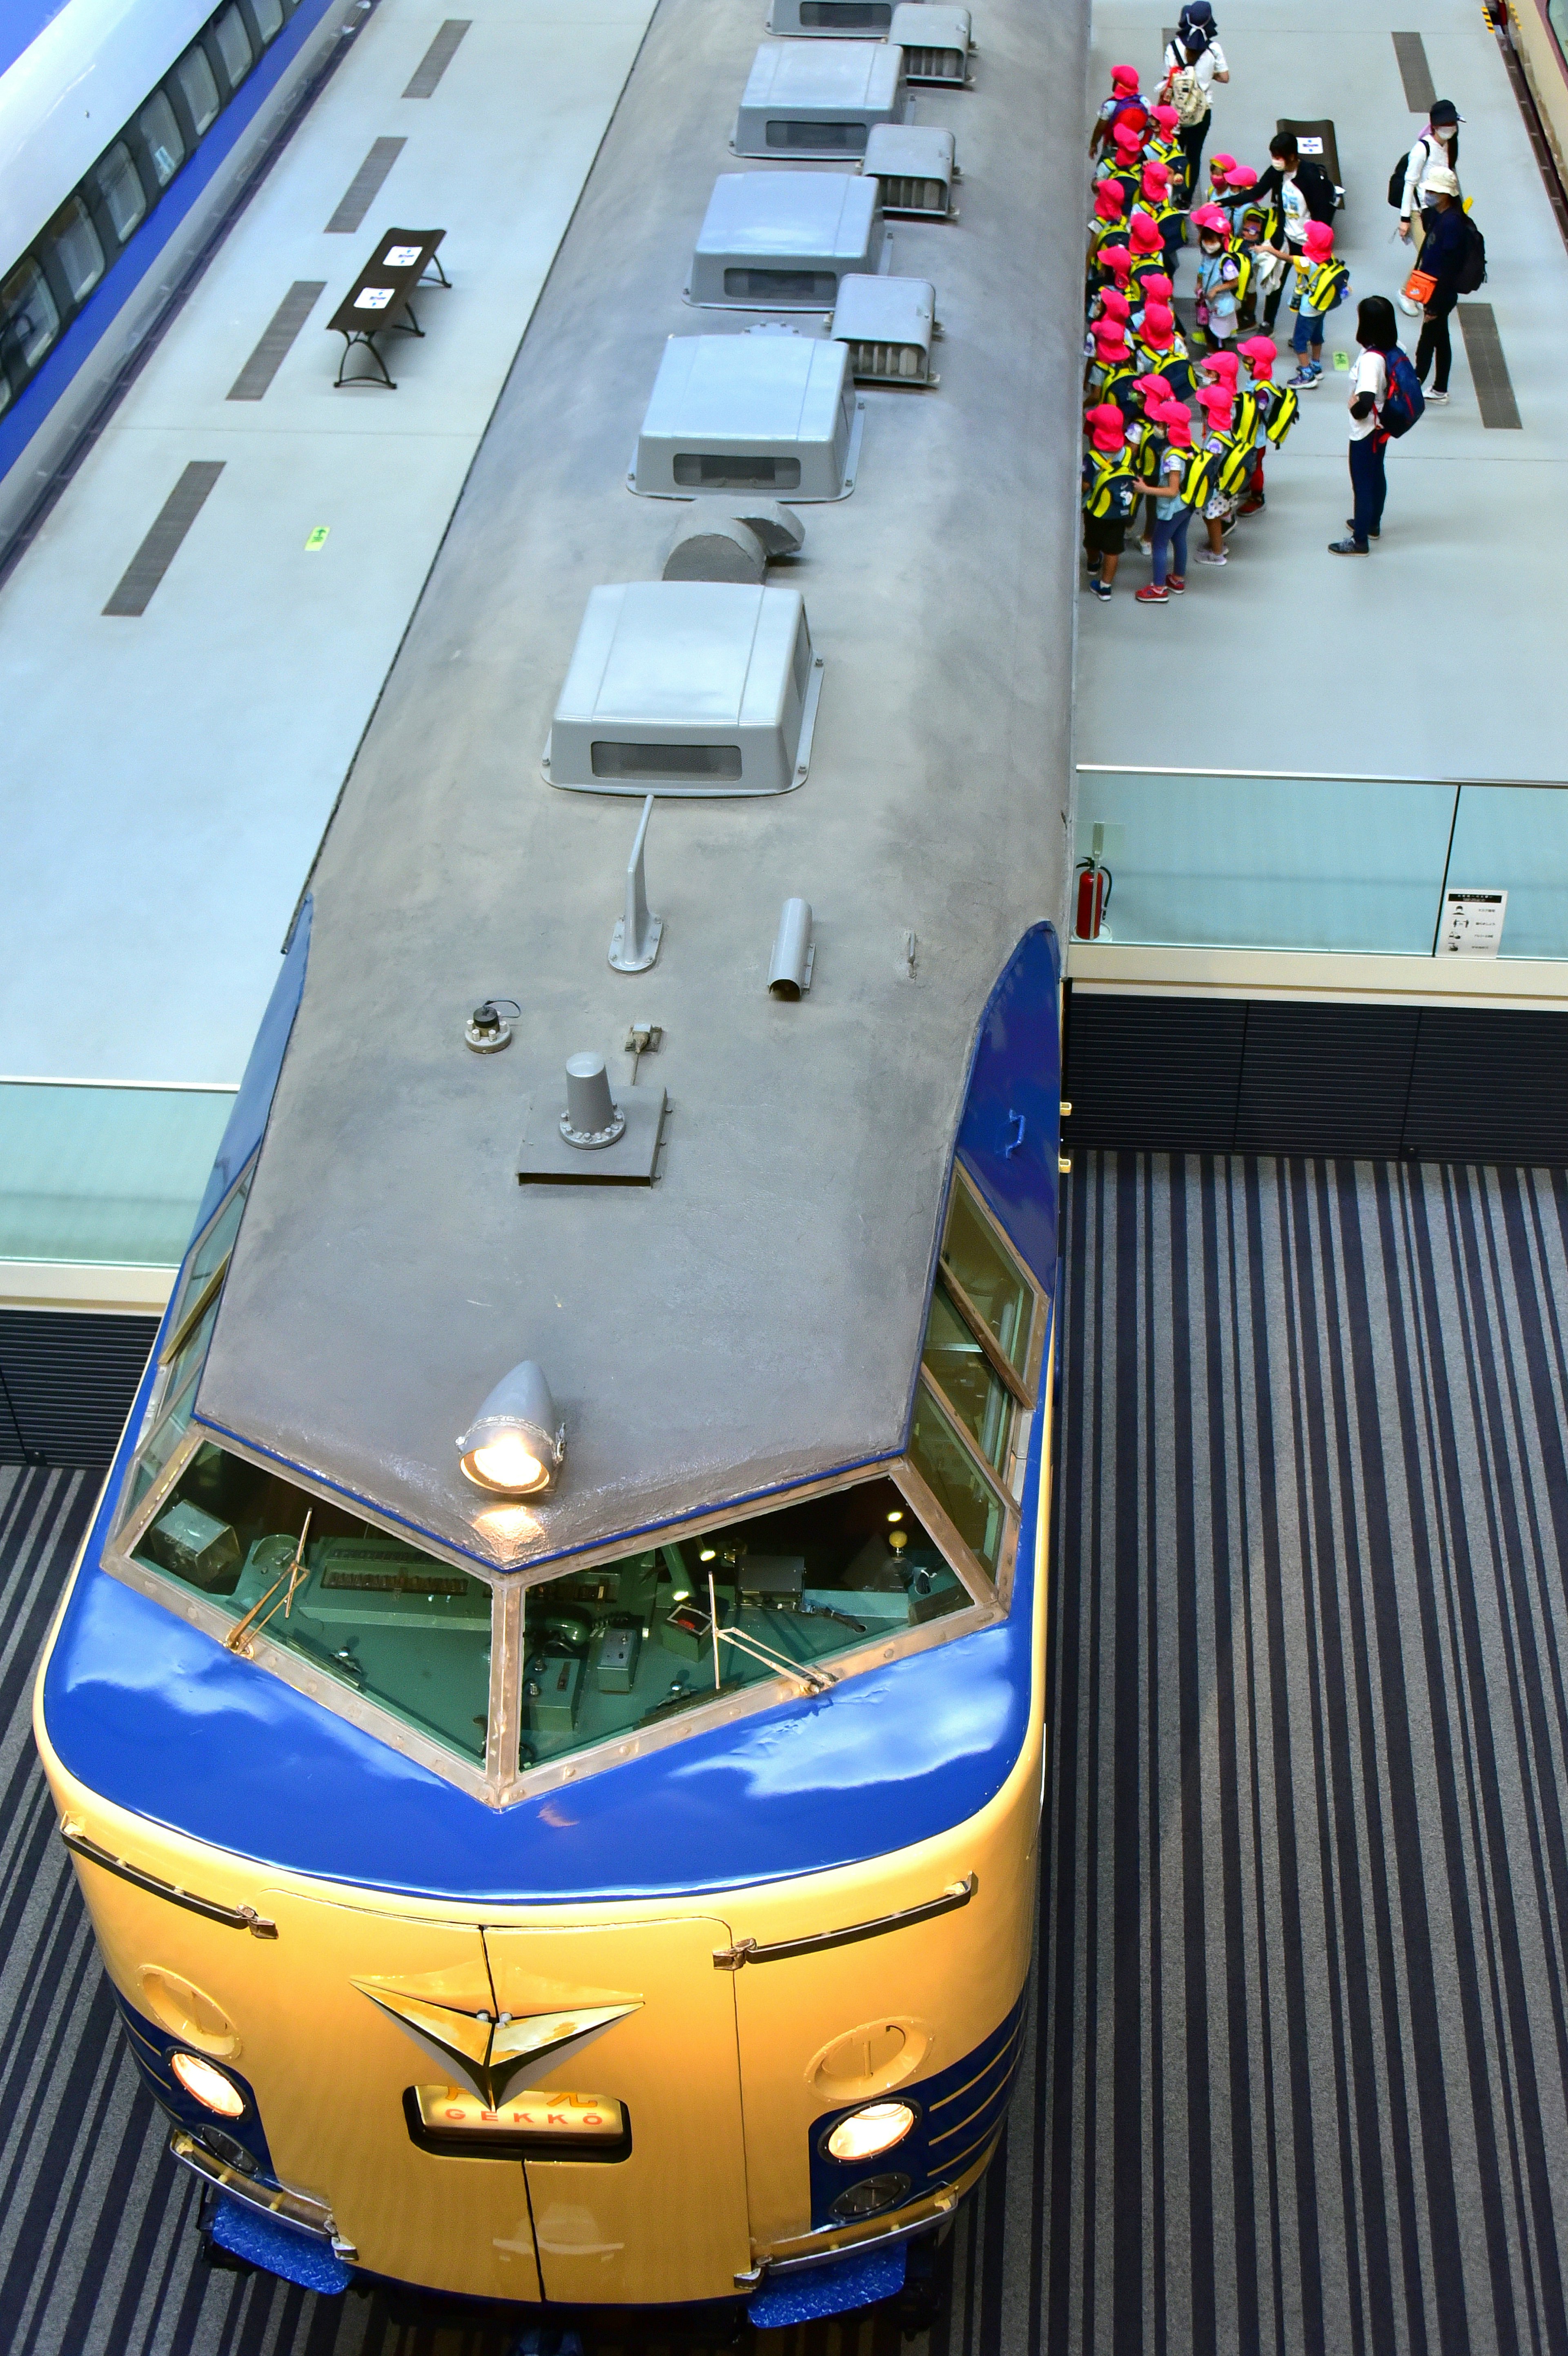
[[609, 794, 663, 973]]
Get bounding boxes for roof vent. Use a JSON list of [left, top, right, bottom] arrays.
[[768, 898, 816, 998], [631, 334, 862, 501], [889, 2, 972, 82], [862, 124, 957, 217], [767, 0, 893, 32], [733, 40, 907, 157], [517, 1061, 667, 1186], [689, 173, 884, 309], [831, 275, 938, 385], [544, 583, 824, 797], [661, 498, 805, 583]]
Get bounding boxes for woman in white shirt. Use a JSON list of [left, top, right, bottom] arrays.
[[1329, 296, 1398, 554], [1160, 1, 1229, 192]]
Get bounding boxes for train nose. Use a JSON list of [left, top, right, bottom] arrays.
[[245, 1892, 752, 2305]]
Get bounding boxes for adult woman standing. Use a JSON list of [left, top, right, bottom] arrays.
[[1412, 167, 1464, 403], [1160, 2, 1229, 195], [1329, 296, 1399, 554], [1396, 99, 1461, 313]]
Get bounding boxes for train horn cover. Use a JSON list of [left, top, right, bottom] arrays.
[[457, 1361, 566, 1496]]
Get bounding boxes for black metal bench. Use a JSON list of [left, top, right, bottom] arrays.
[[327, 229, 449, 388]]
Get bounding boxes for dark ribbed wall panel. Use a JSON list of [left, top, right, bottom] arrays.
[[1235, 1001, 1420, 1157], [1405, 1008, 1568, 1163], [1065, 989, 1568, 1164], [0, 1312, 158, 1468], [1063, 991, 1245, 1151]]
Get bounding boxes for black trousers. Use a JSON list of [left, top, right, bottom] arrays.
[[1177, 110, 1212, 194], [1416, 293, 1457, 394]]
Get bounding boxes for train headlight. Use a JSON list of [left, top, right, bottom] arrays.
[[458, 1361, 565, 1496], [170, 2051, 247, 2118], [823, 2100, 916, 2162]]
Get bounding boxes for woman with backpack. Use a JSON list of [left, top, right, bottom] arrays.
[[1395, 100, 1461, 312], [1159, 2, 1229, 197], [1329, 296, 1417, 554], [1412, 167, 1465, 403]]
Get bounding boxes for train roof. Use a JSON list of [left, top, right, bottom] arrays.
[[196, 0, 1079, 1577]]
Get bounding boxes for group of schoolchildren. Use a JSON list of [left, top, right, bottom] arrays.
[[1081, 58, 1348, 603]]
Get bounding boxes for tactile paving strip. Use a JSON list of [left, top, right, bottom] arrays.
[[1458, 302, 1522, 429], [226, 281, 327, 400], [101, 463, 225, 617], [1392, 30, 1436, 112], [325, 136, 407, 233], [403, 18, 471, 98]]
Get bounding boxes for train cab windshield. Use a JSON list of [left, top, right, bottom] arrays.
[[516, 1478, 970, 1773]]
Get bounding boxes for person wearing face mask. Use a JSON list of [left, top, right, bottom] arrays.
[[1250, 133, 1336, 329], [1190, 205, 1242, 349], [1412, 167, 1464, 403], [1397, 100, 1462, 310], [1159, 2, 1229, 197]]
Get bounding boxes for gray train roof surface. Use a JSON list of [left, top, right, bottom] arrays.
[[197, 0, 1081, 1572]]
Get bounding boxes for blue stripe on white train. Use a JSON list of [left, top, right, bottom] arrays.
[[0, 0, 352, 552]]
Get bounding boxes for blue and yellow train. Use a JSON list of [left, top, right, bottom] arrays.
[[33, 0, 1080, 2323]]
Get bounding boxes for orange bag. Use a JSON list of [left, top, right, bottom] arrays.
[[1403, 267, 1438, 305]]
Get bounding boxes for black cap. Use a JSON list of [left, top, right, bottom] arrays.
[[1430, 98, 1462, 124]]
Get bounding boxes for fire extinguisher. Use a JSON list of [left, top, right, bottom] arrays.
[[1074, 855, 1112, 940]]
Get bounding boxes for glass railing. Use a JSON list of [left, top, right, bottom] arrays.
[[0, 1082, 236, 1266], [1073, 769, 1568, 961]]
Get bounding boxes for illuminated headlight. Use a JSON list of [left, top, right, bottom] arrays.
[[458, 1361, 565, 1497], [170, 2051, 246, 2118], [824, 2099, 916, 2162]]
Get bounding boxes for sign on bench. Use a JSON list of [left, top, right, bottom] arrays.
[[327, 228, 449, 387]]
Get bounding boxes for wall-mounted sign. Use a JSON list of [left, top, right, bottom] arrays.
[[1438, 888, 1507, 956]]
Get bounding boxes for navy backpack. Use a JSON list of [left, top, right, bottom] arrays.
[[1381, 346, 1425, 439]]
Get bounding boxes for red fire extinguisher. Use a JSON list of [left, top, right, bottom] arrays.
[[1074, 855, 1111, 940]]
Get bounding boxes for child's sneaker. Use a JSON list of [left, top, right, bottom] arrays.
[[1196, 548, 1227, 565], [1167, 573, 1186, 593], [1426, 390, 1450, 404], [1090, 578, 1113, 601], [1239, 494, 1266, 515], [1135, 582, 1169, 603]]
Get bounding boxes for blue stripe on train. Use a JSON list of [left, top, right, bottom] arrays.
[[0, 0, 340, 492]]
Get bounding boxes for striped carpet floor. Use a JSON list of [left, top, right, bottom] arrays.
[[9, 1153, 1568, 2353]]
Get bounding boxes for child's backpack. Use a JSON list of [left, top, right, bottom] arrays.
[[1264, 383, 1300, 446], [1381, 346, 1425, 439], [1455, 213, 1487, 293]]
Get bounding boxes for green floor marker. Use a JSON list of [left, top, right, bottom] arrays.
[[1334, 351, 1350, 371], [305, 526, 330, 551]]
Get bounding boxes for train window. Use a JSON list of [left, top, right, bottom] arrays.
[[906, 1382, 1007, 1583], [175, 45, 222, 136], [0, 259, 60, 380], [921, 1281, 1013, 1474], [590, 742, 743, 781], [940, 1172, 1036, 1385], [138, 92, 187, 187], [92, 142, 149, 245], [245, 0, 286, 42], [129, 1445, 493, 1765], [211, 6, 255, 92], [45, 198, 106, 307], [516, 1479, 968, 1775]]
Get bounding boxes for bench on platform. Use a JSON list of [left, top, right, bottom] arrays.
[[327, 229, 450, 388]]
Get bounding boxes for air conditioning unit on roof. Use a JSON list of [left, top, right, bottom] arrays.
[[889, 2, 972, 82], [862, 124, 956, 217], [631, 333, 863, 500], [831, 274, 937, 384], [767, 0, 893, 32], [688, 173, 884, 309], [732, 39, 907, 158], [544, 583, 824, 797]]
